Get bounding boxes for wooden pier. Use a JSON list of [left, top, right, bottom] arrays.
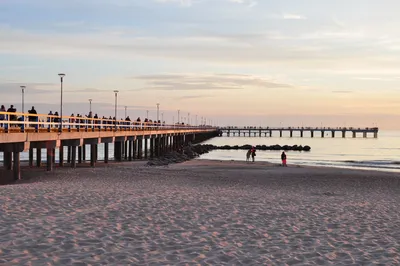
[[0, 111, 218, 182], [219, 127, 379, 138]]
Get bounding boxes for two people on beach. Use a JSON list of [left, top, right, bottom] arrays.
[[246, 147, 256, 162]]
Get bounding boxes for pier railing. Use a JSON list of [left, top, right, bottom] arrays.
[[0, 111, 213, 133]]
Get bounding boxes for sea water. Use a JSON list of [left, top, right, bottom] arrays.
[[1, 131, 400, 172], [198, 130, 400, 172]]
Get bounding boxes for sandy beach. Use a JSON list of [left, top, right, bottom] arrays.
[[1, 159, 400, 265]]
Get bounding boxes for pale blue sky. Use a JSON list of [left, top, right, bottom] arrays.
[[1, 0, 400, 128]]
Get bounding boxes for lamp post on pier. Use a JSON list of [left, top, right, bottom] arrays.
[[188, 113, 190, 125], [146, 110, 149, 120], [178, 110, 180, 124], [20, 86, 26, 114], [195, 115, 198, 126], [58, 73, 65, 132], [156, 103, 160, 121], [89, 99, 92, 113], [113, 90, 119, 131], [161, 112, 164, 125], [124, 106, 127, 118]]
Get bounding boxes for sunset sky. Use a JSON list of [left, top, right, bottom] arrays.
[[1, 0, 399, 128]]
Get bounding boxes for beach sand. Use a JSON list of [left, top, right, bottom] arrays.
[[1, 159, 400, 265]]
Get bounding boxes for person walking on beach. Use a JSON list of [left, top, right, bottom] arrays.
[[281, 151, 287, 167]]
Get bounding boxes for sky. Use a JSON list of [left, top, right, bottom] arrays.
[[1, 0, 400, 128]]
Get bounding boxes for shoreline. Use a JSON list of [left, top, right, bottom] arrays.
[[175, 158, 400, 178]]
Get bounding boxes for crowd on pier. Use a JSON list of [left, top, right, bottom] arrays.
[[0, 105, 199, 129]]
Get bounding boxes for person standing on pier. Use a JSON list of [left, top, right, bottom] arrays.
[[281, 152, 287, 167]]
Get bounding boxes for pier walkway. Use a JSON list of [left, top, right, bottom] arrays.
[[220, 126, 379, 138], [0, 111, 218, 181]]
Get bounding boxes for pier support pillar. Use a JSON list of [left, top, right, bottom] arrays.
[[332, 131, 335, 138], [13, 151, 21, 180], [67, 146, 71, 163], [321, 131, 325, 138], [59, 146, 64, 167], [95, 145, 98, 163], [29, 148, 34, 167], [36, 148, 42, 167], [46, 148, 53, 171], [124, 141, 128, 160], [342, 131, 346, 138], [160, 136, 164, 155], [128, 140, 133, 161], [280, 130, 282, 137], [363, 132, 367, 138], [155, 137, 160, 157], [144, 138, 149, 158], [300, 131, 303, 138], [133, 139, 137, 159], [90, 144, 96, 167], [311, 131, 314, 138], [374, 132, 378, 138], [150, 137, 154, 158], [290, 130, 293, 138], [104, 143, 109, 163], [52, 149, 56, 164], [78, 146, 82, 164], [36, 148, 41, 167], [4, 152, 12, 170], [138, 139, 143, 159], [115, 142, 122, 161], [353, 132, 356, 138], [71, 146, 77, 168], [82, 145, 86, 162]]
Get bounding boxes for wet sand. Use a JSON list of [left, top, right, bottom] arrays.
[[1, 159, 400, 265]]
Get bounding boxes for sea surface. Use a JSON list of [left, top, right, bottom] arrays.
[[1, 130, 400, 172], [198, 130, 400, 172]]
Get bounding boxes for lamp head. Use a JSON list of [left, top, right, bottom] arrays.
[[58, 73, 65, 78], [20, 85, 26, 89], [89, 98, 92, 102], [113, 90, 119, 93]]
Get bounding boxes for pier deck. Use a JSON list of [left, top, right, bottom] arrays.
[[220, 126, 379, 138], [0, 111, 218, 182]]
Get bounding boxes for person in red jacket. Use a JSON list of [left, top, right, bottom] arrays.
[[281, 152, 287, 167]]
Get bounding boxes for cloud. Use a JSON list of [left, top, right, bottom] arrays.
[[68, 88, 110, 93], [1, 25, 399, 72], [154, 0, 194, 6], [332, 90, 353, 94], [228, 0, 257, 7], [130, 73, 292, 91], [176, 95, 213, 100], [282, 13, 307, 20], [0, 82, 58, 94]]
